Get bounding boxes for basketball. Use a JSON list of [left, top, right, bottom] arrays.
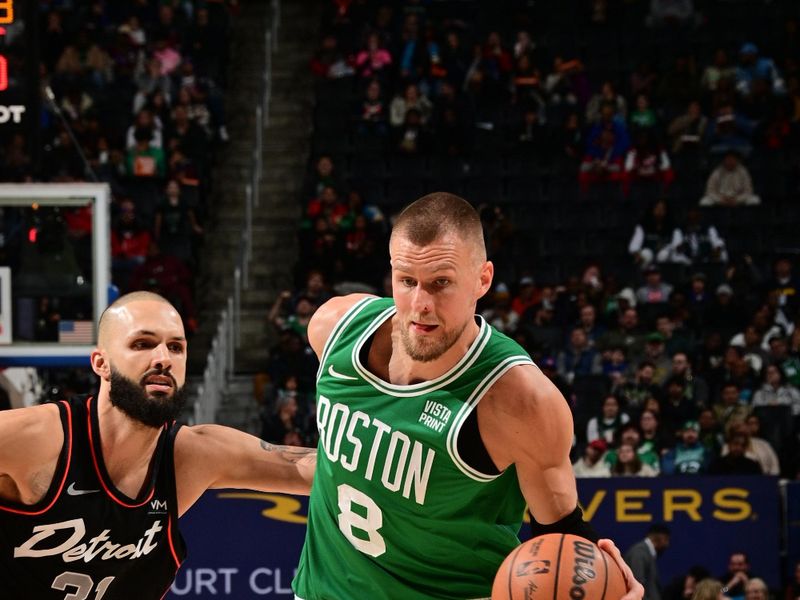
[[492, 534, 628, 600]]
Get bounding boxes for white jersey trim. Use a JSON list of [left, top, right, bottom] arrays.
[[316, 296, 376, 383], [446, 355, 535, 482], [351, 307, 492, 398]]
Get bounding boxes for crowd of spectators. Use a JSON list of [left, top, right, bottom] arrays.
[[258, 0, 800, 594], [0, 1, 237, 343]]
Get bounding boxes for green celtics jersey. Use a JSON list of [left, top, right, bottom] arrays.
[[293, 297, 534, 600]]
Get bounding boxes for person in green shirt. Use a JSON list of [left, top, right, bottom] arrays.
[[293, 193, 643, 600]]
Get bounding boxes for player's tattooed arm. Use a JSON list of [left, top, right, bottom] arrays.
[[260, 441, 317, 488], [260, 440, 317, 463]]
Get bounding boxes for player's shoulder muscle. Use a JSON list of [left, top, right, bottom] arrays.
[[0, 403, 63, 475], [479, 363, 573, 468], [307, 293, 377, 359]]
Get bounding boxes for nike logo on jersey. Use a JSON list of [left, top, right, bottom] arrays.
[[328, 365, 358, 381], [67, 483, 100, 496]]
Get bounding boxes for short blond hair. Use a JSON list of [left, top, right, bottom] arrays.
[[391, 192, 486, 262]]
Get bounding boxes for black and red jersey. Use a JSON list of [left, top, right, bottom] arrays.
[[0, 396, 186, 599]]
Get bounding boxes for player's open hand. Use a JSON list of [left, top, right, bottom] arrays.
[[597, 539, 644, 600]]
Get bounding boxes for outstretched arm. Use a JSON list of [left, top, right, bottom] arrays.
[[479, 365, 643, 600], [174, 424, 316, 516]]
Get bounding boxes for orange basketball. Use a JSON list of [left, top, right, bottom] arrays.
[[492, 534, 628, 600]]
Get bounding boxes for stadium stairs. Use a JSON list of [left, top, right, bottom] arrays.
[[189, 0, 319, 431]]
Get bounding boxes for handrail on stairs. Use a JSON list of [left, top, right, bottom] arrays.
[[194, 0, 281, 424]]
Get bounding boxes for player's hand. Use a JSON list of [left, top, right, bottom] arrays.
[[597, 539, 644, 600]]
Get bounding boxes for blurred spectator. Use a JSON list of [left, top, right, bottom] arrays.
[[306, 186, 348, 229], [630, 94, 658, 130], [269, 293, 318, 344], [307, 156, 343, 200], [587, 395, 630, 445], [134, 57, 172, 114], [545, 58, 590, 111], [576, 304, 605, 349], [743, 578, 768, 600], [154, 180, 202, 264], [710, 430, 761, 475], [661, 420, 710, 474], [572, 439, 611, 478], [393, 109, 431, 155], [729, 324, 768, 372], [606, 424, 661, 473], [629, 199, 675, 269], [639, 409, 669, 457], [639, 334, 671, 385], [661, 377, 700, 435], [579, 128, 626, 193], [765, 257, 800, 316], [692, 579, 725, 600], [719, 552, 753, 600], [736, 43, 786, 97], [623, 131, 675, 197], [260, 386, 304, 444], [355, 32, 393, 79], [668, 100, 709, 160], [720, 345, 760, 403], [311, 34, 353, 79], [126, 109, 164, 150], [357, 80, 389, 137], [126, 127, 166, 179], [611, 442, 657, 476], [707, 105, 756, 157], [558, 327, 602, 383], [519, 299, 562, 356], [637, 266, 674, 306], [697, 408, 725, 460], [512, 276, 542, 317], [703, 284, 744, 343], [600, 307, 646, 359], [725, 415, 781, 475], [668, 351, 709, 408], [111, 199, 151, 291], [751, 363, 800, 416], [586, 81, 627, 125], [166, 104, 209, 167], [390, 83, 433, 127], [129, 241, 197, 333], [624, 524, 670, 600], [666, 208, 728, 266], [699, 151, 761, 206], [481, 284, 519, 334], [702, 49, 736, 94]]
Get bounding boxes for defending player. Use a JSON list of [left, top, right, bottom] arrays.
[[0, 291, 315, 599], [293, 193, 643, 600]]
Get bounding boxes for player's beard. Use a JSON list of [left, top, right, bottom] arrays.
[[109, 366, 187, 428], [400, 317, 469, 363]]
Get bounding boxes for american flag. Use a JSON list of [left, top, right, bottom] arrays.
[[58, 320, 94, 344]]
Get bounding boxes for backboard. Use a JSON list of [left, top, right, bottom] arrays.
[[0, 183, 110, 366]]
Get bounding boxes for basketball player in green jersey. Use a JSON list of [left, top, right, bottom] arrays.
[[293, 193, 643, 600]]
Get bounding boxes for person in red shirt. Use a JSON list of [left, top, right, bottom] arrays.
[[511, 276, 542, 317], [111, 199, 151, 291]]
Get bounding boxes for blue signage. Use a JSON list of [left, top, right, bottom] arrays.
[[576, 476, 781, 588], [169, 476, 781, 598]]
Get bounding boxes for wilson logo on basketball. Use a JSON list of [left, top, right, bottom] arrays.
[[570, 540, 598, 598]]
